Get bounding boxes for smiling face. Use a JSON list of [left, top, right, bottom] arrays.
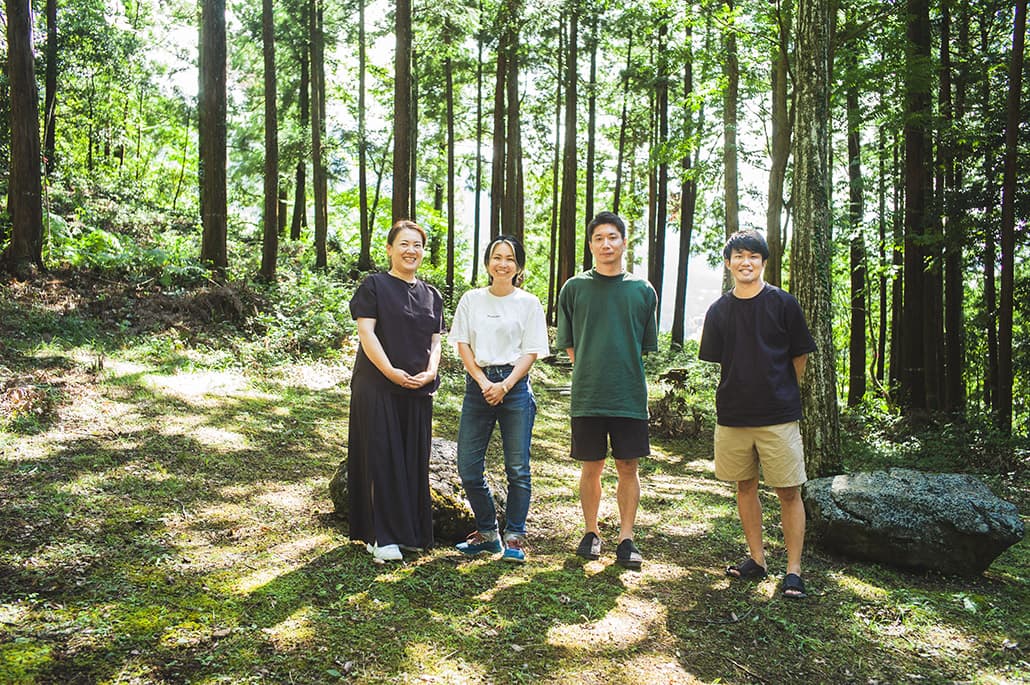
[[589, 223, 626, 273], [487, 240, 520, 286], [386, 227, 425, 278], [725, 248, 766, 287]]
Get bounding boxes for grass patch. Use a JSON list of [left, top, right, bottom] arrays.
[[1, 276, 1027, 684]]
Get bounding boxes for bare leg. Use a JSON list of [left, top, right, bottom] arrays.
[[614, 458, 640, 542], [776, 485, 805, 576], [736, 477, 765, 568], [579, 460, 605, 535]]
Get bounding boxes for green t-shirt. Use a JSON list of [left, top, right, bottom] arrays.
[[555, 269, 659, 419]]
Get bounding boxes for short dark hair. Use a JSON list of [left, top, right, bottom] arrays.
[[587, 211, 626, 240], [483, 234, 526, 287], [388, 219, 427, 246], [723, 229, 770, 260]]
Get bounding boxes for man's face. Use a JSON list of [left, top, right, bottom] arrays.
[[589, 224, 625, 268], [725, 248, 765, 285]]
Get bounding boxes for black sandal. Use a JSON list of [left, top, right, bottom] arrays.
[[781, 573, 807, 599], [725, 558, 767, 580]]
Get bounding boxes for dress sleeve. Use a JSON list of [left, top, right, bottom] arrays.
[[349, 274, 379, 320]]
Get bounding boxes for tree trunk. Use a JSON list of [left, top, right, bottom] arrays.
[[613, 34, 632, 216], [846, 45, 866, 407], [198, 0, 228, 274], [392, 0, 412, 222], [43, 0, 57, 176], [547, 13, 564, 325], [722, 0, 740, 292], [651, 18, 670, 330], [446, 53, 456, 299], [583, 9, 598, 271], [3, 0, 45, 277], [557, 9, 579, 290], [290, 25, 309, 242], [409, 49, 418, 220], [889, 132, 903, 400], [503, 0, 523, 241], [876, 124, 887, 386], [791, 0, 841, 477], [766, 0, 792, 288], [997, 0, 1026, 433], [671, 17, 700, 350], [310, 0, 328, 269], [357, 0, 372, 270], [900, 0, 932, 413], [490, 19, 507, 240], [259, 0, 279, 280], [980, 14, 999, 414], [471, 0, 485, 285]]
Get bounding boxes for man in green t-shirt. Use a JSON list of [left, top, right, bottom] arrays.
[[556, 211, 659, 569]]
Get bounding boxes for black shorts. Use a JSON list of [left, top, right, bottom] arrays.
[[570, 416, 651, 461]]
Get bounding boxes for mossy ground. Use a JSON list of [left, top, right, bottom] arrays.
[[0, 274, 1026, 684]]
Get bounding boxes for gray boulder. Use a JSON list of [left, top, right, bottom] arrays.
[[329, 437, 506, 545], [803, 468, 1024, 576]]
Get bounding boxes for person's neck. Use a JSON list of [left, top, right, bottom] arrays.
[[594, 263, 624, 278], [388, 268, 416, 284], [732, 279, 765, 299], [489, 281, 515, 297]]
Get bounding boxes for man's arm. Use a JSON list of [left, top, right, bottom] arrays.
[[792, 354, 808, 384], [566, 348, 575, 365]]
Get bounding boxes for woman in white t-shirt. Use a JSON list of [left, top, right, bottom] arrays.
[[450, 235, 549, 563]]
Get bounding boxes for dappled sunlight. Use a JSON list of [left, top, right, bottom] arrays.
[[255, 486, 311, 512], [619, 653, 704, 684], [274, 361, 352, 391], [547, 594, 666, 652], [267, 534, 333, 563], [159, 414, 248, 451], [830, 571, 891, 601], [236, 564, 287, 595], [141, 369, 254, 405], [263, 605, 318, 650], [0, 602, 28, 626], [402, 641, 490, 684]]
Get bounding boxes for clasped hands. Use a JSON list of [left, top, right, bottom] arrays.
[[389, 368, 437, 389]]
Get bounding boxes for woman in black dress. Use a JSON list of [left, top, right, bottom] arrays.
[[347, 219, 443, 563]]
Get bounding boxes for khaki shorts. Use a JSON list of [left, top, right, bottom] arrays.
[[714, 422, 807, 488]]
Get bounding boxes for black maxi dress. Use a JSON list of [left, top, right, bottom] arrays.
[[347, 271, 443, 550]]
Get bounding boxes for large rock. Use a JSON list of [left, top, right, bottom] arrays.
[[329, 438, 506, 545], [803, 468, 1024, 576]]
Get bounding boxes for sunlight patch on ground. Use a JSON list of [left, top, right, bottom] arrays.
[[275, 361, 352, 391], [0, 603, 27, 626], [267, 534, 332, 563], [141, 369, 275, 407], [619, 654, 704, 684], [830, 572, 890, 601], [255, 486, 309, 512], [547, 595, 666, 652], [159, 414, 249, 451], [401, 641, 488, 684], [647, 473, 734, 499], [236, 565, 288, 595], [263, 606, 318, 650]]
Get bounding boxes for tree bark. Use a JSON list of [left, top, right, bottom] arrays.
[[259, 0, 279, 280], [846, 44, 866, 407], [290, 23, 309, 242], [44, 0, 57, 176], [791, 0, 841, 476], [557, 9, 579, 290], [583, 9, 598, 271], [997, 0, 1027, 433], [547, 13, 564, 325], [310, 0, 328, 269], [392, 0, 412, 222], [613, 34, 632, 216], [3, 0, 45, 277], [766, 0, 792, 288], [471, 0, 485, 285], [722, 0, 740, 292], [358, 0, 372, 270], [198, 0, 228, 274], [650, 17, 670, 330]]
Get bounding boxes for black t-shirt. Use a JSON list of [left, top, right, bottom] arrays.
[[698, 284, 817, 426], [349, 272, 444, 396]]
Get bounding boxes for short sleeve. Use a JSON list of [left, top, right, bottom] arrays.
[[522, 296, 551, 358], [450, 291, 472, 344], [785, 295, 817, 357], [698, 302, 723, 362], [350, 274, 379, 320], [555, 282, 574, 349], [642, 284, 659, 352]]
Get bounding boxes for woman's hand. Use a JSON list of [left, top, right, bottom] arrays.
[[407, 369, 437, 389], [481, 380, 508, 406]]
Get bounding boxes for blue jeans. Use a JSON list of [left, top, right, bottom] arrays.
[[456, 365, 535, 537]]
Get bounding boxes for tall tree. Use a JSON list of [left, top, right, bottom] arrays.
[[259, 0, 279, 280], [583, 7, 599, 270], [310, 0, 328, 268], [557, 6, 579, 290], [846, 36, 866, 406], [471, 0, 486, 285], [899, 0, 932, 412], [547, 12, 565, 324], [393, 0, 413, 221], [997, 0, 1027, 433], [722, 0, 740, 292], [357, 0, 373, 270], [650, 14, 670, 328], [289, 6, 309, 242], [2, 0, 45, 277], [791, 0, 841, 476], [44, 0, 58, 176], [766, 0, 792, 287], [199, 0, 228, 273]]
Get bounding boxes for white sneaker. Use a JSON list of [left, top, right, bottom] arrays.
[[366, 542, 403, 564]]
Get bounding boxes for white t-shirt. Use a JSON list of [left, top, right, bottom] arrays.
[[449, 287, 550, 367]]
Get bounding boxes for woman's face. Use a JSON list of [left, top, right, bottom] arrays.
[[487, 241, 519, 285], [386, 228, 425, 277]]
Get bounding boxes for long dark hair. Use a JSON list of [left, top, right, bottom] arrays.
[[484, 234, 526, 287]]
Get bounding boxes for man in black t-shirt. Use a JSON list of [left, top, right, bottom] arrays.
[[699, 229, 817, 599]]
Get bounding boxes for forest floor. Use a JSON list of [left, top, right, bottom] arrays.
[[0, 271, 1027, 684]]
